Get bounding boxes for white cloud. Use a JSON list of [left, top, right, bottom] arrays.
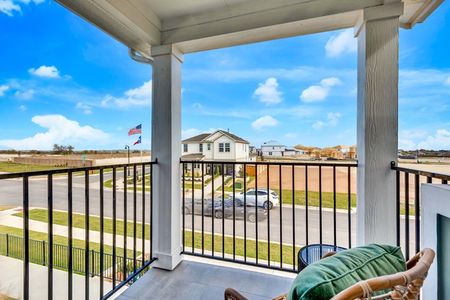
[[102, 80, 152, 108], [182, 128, 201, 139], [0, 85, 9, 96], [253, 77, 283, 105], [325, 29, 357, 57], [445, 77, 450, 86], [327, 112, 341, 126], [0, 0, 44, 16], [417, 129, 450, 150], [252, 115, 278, 130], [399, 139, 416, 150], [76, 102, 93, 115], [19, 105, 27, 111], [312, 121, 325, 130], [0, 0, 20, 16], [312, 112, 341, 130], [29, 65, 60, 78], [300, 77, 341, 102], [0, 115, 109, 150], [15, 89, 34, 100]]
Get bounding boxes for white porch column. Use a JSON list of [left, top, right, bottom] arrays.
[[355, 4, 402, 245], [151, 45, 183, 270]]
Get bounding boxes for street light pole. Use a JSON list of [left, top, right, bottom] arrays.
[[125, 145, 130, 176]]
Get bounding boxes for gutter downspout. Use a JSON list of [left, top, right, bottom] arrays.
[[128, 48, 153, 65]]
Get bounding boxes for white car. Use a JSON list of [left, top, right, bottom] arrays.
[[235, 189, 279, 210]]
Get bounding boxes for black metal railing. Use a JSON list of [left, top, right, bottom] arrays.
[[392, 162, 450, 260], [0, 161, 157, 300], [181, 160, 357, 272], [0, 233, 142, 280]]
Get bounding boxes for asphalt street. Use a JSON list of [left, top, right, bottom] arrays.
[[0, 172, 416, 254]]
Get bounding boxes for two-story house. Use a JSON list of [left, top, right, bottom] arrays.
[[260, 141, 302, 157], [181, 130, 250, 175]]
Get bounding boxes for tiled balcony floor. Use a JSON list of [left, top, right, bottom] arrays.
[[117, 256, 296, 300]]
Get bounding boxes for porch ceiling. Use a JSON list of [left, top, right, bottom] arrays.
[[56, 0, 442, 56]]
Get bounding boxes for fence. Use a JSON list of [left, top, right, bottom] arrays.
[[181, 160, 357, 272], [0, 233, 143, 280], [0, 161, 156, 300], [391, 162, 450, 260]]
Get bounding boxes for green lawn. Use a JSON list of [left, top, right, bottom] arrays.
[[0, 162, 64, 173], [0, 225, 137, 276], [184, 231, 300, 267], [104, 174, 151, 192], [14, 209, 151, 240], [16, 209, 299, 266], [0, 225, 134, 257]]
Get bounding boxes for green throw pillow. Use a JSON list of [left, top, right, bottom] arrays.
[[288, 244, 406, 300]]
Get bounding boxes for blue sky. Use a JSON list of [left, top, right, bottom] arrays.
[[0, 1, 449, 151]]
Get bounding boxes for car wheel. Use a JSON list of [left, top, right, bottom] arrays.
[[214, 210, 223, 219], [247, 213, 256, 223], [263, 201, 273, 210]]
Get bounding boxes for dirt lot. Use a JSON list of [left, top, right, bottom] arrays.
[[245, 162, 450, 197], [247, 164, 357, 194]]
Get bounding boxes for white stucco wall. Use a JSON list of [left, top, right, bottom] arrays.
[[182, 132, 249, 161], [261, 145, 285, 157]]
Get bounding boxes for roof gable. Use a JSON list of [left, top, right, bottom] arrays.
[[182, 130, 249, 144], [182, 133, 210, 143]]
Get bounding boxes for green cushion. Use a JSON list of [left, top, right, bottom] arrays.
[[287, 244, 406, 300]]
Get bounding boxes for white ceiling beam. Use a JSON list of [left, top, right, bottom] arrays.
[[161, 0, 383, 45], [56, 0, 161, 57], [175, 11, 359, 53]]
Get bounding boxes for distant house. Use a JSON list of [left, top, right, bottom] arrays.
[[181, 130, 250, 174], [261, 141, 302, 157]]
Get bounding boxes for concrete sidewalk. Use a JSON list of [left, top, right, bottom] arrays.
[[0, 256, 124, 300]]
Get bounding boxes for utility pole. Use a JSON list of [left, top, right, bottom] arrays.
[[125, 145, 130, 176]]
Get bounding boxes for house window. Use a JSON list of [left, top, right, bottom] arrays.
[[225, 143, 230, 152], [183, 144, 188, 152], [269, 152, 272, 155], [219, 143, 224, 152], [207, 144, 211, 150], [199, 143, 203, 152]]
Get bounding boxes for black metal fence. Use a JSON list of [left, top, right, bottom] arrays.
[[392, 162, 450, 260], [0, 161, 156, 300], [181, 160, 357, 272], [0, 233, 142, 280]]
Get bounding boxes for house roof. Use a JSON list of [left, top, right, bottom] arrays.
[[182, 130, 249, 144], [182, 133, 210, 143]]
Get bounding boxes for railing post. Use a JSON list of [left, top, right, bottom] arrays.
[[5, 233, 9, 257], [91, 249, 95, 277], [42, 240, 46, 266]]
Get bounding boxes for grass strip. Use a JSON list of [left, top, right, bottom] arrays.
[[15, 209, 299, 266], [14, 209, 151, 240], [0, 225, 137, 276]]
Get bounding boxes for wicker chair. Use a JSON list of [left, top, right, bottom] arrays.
[[224, 248, 435, 300]]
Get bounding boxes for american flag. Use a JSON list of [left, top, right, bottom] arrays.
[[133, 136, 141, 145], [128, 124, 142, 136]]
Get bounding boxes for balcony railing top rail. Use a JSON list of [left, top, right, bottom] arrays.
[[181, 159, 358, 167], [0, 160, 157, 180], [391, 161, 450, 182]]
